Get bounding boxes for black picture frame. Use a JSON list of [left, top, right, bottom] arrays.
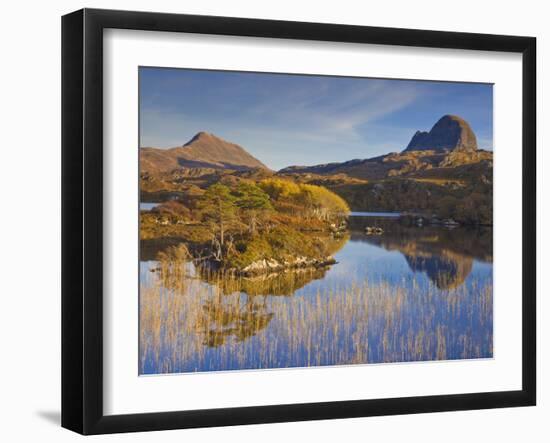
[[62, 8, 536, 435]]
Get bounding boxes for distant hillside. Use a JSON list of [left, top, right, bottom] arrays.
[[280, 149, 492, 181], [279, 115, 491, 181], [140, 132, 269, 173]]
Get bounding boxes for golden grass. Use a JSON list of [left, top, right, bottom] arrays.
[[139, 266, 492, 374]]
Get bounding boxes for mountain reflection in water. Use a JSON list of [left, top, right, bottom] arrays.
[[348, 216, 492, 290], [140, 214, 493, 374]]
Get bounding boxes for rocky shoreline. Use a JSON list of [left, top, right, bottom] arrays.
[[204, 255, 337, 278]]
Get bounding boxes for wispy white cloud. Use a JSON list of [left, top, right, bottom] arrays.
[[141, 78, 422, 167], [140, 69, 492, 170]]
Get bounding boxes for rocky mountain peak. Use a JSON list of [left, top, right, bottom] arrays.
[[404, 115, 478, 153], [184, 131, 217, 145]]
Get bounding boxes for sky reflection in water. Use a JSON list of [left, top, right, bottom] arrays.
[[139, 215, 493, 374]]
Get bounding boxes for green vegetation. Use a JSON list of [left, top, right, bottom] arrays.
[[141, 177, 349, 273], [233, 182, 272, 234], [199, 183, 238, 248]]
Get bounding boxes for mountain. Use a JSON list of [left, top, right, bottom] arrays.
[[140, 132, 269, 173], [279, 115, 490, 181], [140, 116, 492, 224], [404, 114, 478, 153]]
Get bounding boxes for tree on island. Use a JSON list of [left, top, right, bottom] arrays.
[[232, 182, 272, 235], [199, 183, 237, 254]]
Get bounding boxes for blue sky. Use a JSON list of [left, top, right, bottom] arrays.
[[140, 67, 493, 170]]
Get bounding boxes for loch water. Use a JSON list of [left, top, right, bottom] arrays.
[[140, 213, 493, 374]]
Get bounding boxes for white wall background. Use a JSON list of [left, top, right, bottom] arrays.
[[0, 0, 546, 441]]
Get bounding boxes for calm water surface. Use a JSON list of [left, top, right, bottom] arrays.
[[140, 213, 493, 374]]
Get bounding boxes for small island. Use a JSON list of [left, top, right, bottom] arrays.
[[141, 177, 349, 276]]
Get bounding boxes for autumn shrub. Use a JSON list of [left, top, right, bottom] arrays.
[[259, 178, 349, 221]]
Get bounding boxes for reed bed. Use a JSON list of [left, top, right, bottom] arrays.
[[139, 264, 492, 374]]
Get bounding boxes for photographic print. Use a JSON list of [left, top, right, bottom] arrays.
[[139, 67, 493, 375]]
